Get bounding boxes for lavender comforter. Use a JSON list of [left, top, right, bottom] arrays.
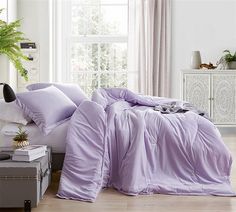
[[57, 88, 235, 202]]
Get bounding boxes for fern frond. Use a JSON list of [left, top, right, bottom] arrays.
[[0, 10, 28, 81]]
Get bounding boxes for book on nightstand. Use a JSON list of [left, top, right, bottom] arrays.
[[12, 145, 47, 161], [12, 150, 46, 162], [14, 145, 47, 156]]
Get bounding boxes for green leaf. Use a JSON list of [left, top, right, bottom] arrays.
[[0, 9, 29, 81], [223, 50, 230, 54]]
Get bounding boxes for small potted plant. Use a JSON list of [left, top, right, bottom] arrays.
[[219, 50, 236, 69], [13, 126, 29, 149]]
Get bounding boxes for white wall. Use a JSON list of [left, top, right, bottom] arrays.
[[17, 0, 50, 83], [171, 0, 236, 99]]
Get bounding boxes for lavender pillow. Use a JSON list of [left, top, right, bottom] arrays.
[[16, 86, 77, 135], [27, 83, 88, 106]]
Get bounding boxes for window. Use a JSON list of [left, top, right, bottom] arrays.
[[52, 0, 129, 96]]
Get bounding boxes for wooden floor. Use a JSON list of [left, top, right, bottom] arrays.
[[4, 136, 236, 212]]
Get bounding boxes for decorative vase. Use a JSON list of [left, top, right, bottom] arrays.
[[190, 51, 202, 69], [13, 140, 30, 149], [228, 61, 236, 69]]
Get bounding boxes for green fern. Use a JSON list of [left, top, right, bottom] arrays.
[[0, 9, 28, 81]]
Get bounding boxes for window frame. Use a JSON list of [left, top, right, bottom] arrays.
[[51, 0, 129, 94]]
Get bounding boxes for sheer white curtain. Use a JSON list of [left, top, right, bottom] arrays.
[[128, 0, 171, 97]]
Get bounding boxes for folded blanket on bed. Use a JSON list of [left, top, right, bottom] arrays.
[[154, 101, 207, 117], [57, 88, 235, 202]]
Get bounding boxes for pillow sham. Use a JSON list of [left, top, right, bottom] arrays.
[[16, 86, 77, 135], [0, 99, 31, 125], [27, 83, 88, 106]]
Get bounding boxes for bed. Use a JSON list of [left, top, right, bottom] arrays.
[[57, 88, 235, 202], [1, 84, 235, 202]]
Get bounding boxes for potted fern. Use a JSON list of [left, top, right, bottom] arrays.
[[0, 9, 28, 80], [13, 126, 29, 149], [218, 50, 236, 69]]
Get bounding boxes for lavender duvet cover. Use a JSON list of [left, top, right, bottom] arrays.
[[57, 88, 235, 202]]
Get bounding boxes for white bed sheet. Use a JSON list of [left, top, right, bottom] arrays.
[[0, 121, 69, 153]]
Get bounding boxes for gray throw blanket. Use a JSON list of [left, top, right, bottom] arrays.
[[154, 101, 209, 120]]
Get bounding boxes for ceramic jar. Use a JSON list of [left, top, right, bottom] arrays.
[[190, 51, 202, 69]]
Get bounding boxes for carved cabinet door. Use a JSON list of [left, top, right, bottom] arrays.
[[183, 74, 211, 115], [212, 74, 236, 124]]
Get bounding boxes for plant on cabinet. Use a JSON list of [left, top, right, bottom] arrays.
[[218, 50, 236, 69]]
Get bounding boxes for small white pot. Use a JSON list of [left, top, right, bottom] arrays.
[[228, 61, 236, 69], [13, 140, 30, 149]]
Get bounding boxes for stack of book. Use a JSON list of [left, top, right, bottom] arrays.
[[12, 145, 47, 162]]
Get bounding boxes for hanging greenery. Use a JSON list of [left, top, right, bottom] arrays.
[[0, 8, 28, 81]]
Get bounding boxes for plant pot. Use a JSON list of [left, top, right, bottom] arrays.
[[228, 61, 236, 69], [13, 140, 29, 149]]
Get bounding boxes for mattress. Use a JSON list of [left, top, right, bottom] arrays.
[[0, 121, 69, 153]]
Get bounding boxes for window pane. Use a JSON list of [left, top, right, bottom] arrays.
[[101, 5, 127, 35], [101, 72, 127, 88], [72, 42, 127, 72], [100, 43, 127, 71], [72, 5, 99, 35], [71, 5, 86, 35], [71, 72, 99, 96], [71, 4, 127, 35], [71, 43, 98, 72], [113, 72, 127, 87]]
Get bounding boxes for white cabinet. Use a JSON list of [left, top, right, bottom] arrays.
[[182, 70, 236, 126]]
